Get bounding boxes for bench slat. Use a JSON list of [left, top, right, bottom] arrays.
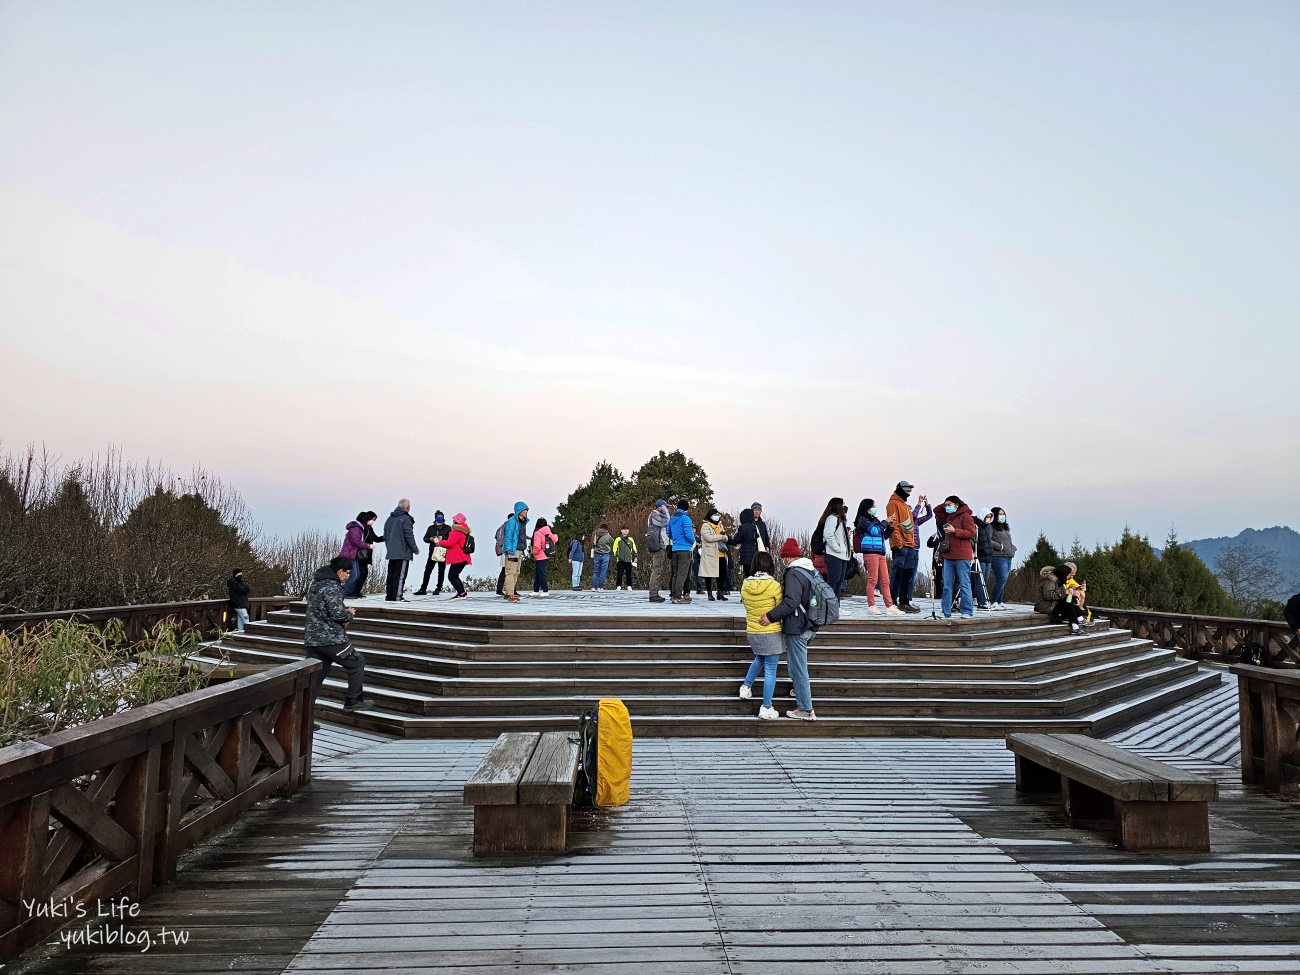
[[463, 732, 540, 805], [519, 731, 582, 805], [1008, 734, 1168, 801], [1006, 733, 1217, 802], [1051, 735, 1218, 800]]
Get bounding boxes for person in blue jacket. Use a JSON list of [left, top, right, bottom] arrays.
[[501, 502, 529, 602], [668, 500, 697, 604], [568, 534, 587, 590]]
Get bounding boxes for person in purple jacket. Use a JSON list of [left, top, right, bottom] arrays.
[[339, 511, 379, 597]]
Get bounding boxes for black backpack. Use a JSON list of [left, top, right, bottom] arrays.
[[1239, 640, 1265, 667], [573, 710, 599, 807], [810, 527, 826, 557], [463, 534, 476, 555]]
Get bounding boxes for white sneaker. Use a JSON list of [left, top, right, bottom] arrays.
[[738, 683, 753, 700], [785, 708, 817, 721], [758, 705, 779, 720], [590, 587, 599, 592], [885, 605, 904, 616], [866, 604, 883, 616]]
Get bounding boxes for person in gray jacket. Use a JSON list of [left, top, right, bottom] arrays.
[[304, 557, 369, 711], [987, 506, 1017, 609], [645, 500, 671, 603], [759, 538, 820, 721], [383, 499, 419, 601]]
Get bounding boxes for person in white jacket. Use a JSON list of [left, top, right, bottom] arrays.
[[816, 497, 853, 597]]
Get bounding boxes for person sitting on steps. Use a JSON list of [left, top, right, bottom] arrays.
[[1035, 564, 1088, 635]]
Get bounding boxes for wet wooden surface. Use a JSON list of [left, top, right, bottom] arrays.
[[9, 685, 1300, 975]]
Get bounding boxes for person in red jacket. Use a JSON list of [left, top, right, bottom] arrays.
[[439, 513, 473, 599], [936, 495, 977, 619]]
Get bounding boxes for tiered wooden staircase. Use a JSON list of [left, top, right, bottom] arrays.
[[192, 603, 1220, 737]]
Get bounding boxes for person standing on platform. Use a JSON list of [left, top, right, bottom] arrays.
[[501, 502, 529, 603], [383, 500, 419, 602], [415, 511, 451, 595], [699, 508, 729, 601], [669, 500, 697, 603], [612, 527, 638, 590], [887, 482, 931, 614], [986, 507, 1016, 609], [339, 511, 379, 597], [227, 567, 250, 632], [439, 513, 472, 599], [854, 500, 902, 616], [495, 511, 512, 596], [304, 556, 369, 711], [816, 497, 852, 598], [646, 500, 671, 603], [760, 538, 819, 721], [751, 502, 772, 554], [590, 523, 614, 591], [735, 507, 763, 579], [737, 552, 783, 720], [568, 534, 587, 590], [936, 495, 976, 619], [531, 517, 558, 595]]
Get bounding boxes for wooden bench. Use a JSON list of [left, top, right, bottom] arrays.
[[1006, 732, 1217, 851], [463, 731, 581, 855]]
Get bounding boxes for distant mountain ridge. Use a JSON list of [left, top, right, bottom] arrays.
[[1183, 526, 1300, 594]]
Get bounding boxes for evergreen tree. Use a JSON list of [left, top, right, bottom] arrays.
[[1160, 530, 1238, 616], [611, 450, 713, 511], [1105, 529, 1171, 611], [553, 461, 626, 543]]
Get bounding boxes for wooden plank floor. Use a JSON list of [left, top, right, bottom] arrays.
[[10, 676, 1298, 975]]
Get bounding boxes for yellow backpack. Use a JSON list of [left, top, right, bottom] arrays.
[[576, 698, 632, 807]]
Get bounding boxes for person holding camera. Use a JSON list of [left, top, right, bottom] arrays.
[[934, 495, 977, 619], [887, 482, 932, 613]]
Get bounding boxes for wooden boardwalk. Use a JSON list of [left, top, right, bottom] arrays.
[[10, 669, 1300, 975]]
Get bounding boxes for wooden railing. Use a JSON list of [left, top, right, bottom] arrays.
[[1232, 664, 1300, 794], [1096, 607, 1297, 666], [0, 659, 319, 961], [0, 596, 296, 642]]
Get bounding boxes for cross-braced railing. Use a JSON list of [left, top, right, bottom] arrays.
[[0, 659, 319, 961]]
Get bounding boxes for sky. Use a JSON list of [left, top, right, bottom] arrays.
[[1, 1, 1297, 558]]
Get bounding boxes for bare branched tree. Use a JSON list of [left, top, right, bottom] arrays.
[[1214, 540, 1284, 616]]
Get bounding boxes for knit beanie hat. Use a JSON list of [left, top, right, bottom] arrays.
[[778, 538, 802, 559]]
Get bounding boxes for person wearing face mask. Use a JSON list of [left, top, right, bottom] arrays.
[[887, 482, 932, 614], [415, 510, 452, 596], [935, 495, 977, 619], [698, 508, 729, 601], [987, 507, 1016, 609], [854, 500, 903, 616], [612, 527, 638, 590]]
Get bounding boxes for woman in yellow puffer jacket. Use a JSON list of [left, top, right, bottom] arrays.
[[738, 552, 784, 719]]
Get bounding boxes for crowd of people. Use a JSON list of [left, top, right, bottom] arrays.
[[289, 482, 1046, 719]]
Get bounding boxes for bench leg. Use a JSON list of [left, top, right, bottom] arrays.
[[1063, 778, 1113, 822], [1117, 800, 1209, 852], [1015, 756, 1061, 794], [473, 804, 567, 855]]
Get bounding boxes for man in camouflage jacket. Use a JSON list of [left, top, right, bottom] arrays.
[[304, 557, 368, 711]]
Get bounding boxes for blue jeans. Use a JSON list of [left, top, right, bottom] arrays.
[[990, 556, 1012, 603], [533, 559, 550, 592], [571, 560, 584, 588], [342, 557, 363, 596], [591, 553, 610, 588], [890, 547, 919, 605], [743, 654, 779, 709], [784, 628, 816, 712], [942, 558, 973, 617], [234, 608, 249, 632]]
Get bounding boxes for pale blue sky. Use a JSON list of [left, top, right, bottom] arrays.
[[2, 1, 1296, 553]]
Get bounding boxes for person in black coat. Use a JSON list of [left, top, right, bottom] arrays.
[[1286, 591, 1300, 652], [415, 510, 452, 595], [734, 506, 772, 579], [227, 568, 251, 632]]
